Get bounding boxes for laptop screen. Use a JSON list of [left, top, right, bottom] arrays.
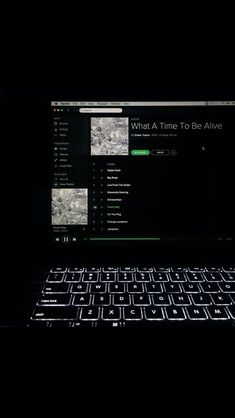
[[50, 101, 235, 245]]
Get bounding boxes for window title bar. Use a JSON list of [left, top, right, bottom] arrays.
[[51, 101, 235, 107]]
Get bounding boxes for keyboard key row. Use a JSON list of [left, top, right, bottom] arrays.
[[38, 293, 235, 307], [32, 305, 235, 321], [43, 281, 235, 295], [47, 272, 235, 284], [50, 267, 235, 275]]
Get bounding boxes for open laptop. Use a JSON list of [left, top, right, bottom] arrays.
[[22, 96, 235, 328]]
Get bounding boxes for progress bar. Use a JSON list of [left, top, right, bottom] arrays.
[[89, 237, 161, 241]]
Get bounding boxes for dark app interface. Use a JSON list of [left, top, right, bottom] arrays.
[[51, 101, 235, 244]]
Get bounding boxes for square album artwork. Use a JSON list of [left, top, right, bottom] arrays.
[[52, 188, 88, 225], [91, 117, 129, 155]]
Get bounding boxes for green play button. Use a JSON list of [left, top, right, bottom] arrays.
[[131, 149, 150, 156]]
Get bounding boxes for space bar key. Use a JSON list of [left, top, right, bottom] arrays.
[[32, 307, 78, 321]]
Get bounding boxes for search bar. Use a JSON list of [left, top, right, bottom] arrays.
[[79, 108, 122, 113]]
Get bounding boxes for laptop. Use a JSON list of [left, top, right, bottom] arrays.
[[18, 94, 235, 328]]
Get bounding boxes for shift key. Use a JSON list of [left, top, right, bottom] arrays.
[[31, 307, 78, 321]]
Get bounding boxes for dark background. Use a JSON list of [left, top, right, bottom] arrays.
[[1, 5, 235, 387], [3, 84, 235, 263], [2, 83, 235, 328]]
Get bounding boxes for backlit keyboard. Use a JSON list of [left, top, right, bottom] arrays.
[[29, 266, 235, 327]]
